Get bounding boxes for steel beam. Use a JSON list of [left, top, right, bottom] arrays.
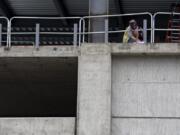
[[0, 0, 13, 18], [53, 0, 68, 25], [114, 0, 124, 28]]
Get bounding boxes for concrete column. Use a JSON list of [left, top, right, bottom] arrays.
[[89, 0, 109, 43], [77, 44, 111, 135]]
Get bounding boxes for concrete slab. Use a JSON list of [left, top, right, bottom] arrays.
[[112, 118, 180, 135], [0, 117, 75, 135], [111, 43, 180, 55], [0, 46, 79, 57], [1, 43, 180, 57]]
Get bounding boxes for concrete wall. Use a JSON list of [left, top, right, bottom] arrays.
[[112, 55, 180, 135], [0, 118, 75, 135], [1, 44, 180, 135], [77, 44, 180, 135]]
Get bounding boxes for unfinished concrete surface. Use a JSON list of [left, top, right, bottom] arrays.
[[112, 118, 180, 135], [77, 45, 111, 135], [0, 44, 180, 135], [112, 55, 180, 135], [0, 118, 75, 135], [112, 55, 180, 117], [0, 46, 78, 57]]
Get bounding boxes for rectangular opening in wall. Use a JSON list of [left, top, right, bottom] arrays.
[[0, 57, 77, 117]]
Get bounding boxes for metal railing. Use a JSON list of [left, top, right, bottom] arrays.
[[153, 12, 180, 43], [8, 16, 82, 48], [79, 12, 153, 44], [2, 12, 180, 47], [0, 17, 9, 47]]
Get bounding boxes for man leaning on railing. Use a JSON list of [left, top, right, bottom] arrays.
[[123, 19, 144, 44]]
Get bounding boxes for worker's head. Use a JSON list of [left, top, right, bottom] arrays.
[[129, 19, 137, 30]]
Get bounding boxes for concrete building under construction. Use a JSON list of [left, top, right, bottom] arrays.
[[0, 0, 180, 135]]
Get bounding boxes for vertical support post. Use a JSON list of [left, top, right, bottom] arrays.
[[0, 23, 2, 46], [143, 19, 147, 44], [35, 23, 40, 48], [73, 23, 78, 46], [77, 45, 111, 135], [105, 19, 109, 44], [89, 0, 109, 43]]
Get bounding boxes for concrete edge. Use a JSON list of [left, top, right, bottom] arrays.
[[1, 43, 180, 57], [111, 43, 180, 56], [0, 46, 79, 57]]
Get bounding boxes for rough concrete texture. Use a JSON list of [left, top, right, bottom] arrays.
[[111, 43, 180, 55], [77, 45, 111, 135], [0, 118, 75, 135], [112, 118, 180, 135], [1, 44, 180, 135], [112, 56, 180, 117], [0, 46, 78, 57], [1, 43, 180, 57], [112, 55, 180, 135]]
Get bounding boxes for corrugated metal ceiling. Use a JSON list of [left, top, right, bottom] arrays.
[[63, 0, 116, 15], [7, 0, 58, 15], [63, 0, 180, 15], [64, 0, 89, 16], [121, 0, 179, 13], [2, 0, 180, 16]]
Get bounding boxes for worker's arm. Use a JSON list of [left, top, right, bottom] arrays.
[[131, 30, 139, 41]]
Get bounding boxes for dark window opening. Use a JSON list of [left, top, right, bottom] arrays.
[[0, 57, 77, 117]]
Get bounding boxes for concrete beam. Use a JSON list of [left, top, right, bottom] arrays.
[[111, 43, 180, 55], [52, 0, 68, 25], [112, 118, 180, 135], [0, 118, 75, 135], [1, 44, 180, 57], [113, 0, 124, 28], [0, 46, 79, 57], [77, 45, 111, 135]]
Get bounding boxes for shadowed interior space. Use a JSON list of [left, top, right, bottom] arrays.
[[0, 57, 77, 117]]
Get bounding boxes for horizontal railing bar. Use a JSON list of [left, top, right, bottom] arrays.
[[10, 16, 81, 21], [108, 29, 152, 34], [154, 29, 180, 31], [83, 12, 152, 19], [82, 29, 152, 34], [10, 32, 78, 35]]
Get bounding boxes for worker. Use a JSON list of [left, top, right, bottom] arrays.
[[123, 19, 143, 43]]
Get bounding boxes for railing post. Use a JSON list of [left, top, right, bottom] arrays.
[[73, 23, 78, 46], [105, 19, 109, 44], [0, 23, 2, 47], [143, 19, 147, 44], [7, 21, 11, 48], [79, 19, 82, 46], [152, 16, 155, 43], [82, 19, 85, 43], [35, 23, 40, 48], [150, 15, 153, 43]]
